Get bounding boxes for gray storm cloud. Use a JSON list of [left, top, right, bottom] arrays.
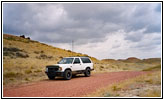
[[3, 3, 161, 59]]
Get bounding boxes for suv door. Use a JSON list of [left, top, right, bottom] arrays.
[[72, 58, 81, 71]]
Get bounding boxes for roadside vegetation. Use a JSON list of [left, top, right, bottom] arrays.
[[93, 60, 160, 73], [86, 68, 161, 97]]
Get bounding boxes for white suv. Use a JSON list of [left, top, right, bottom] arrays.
[[45, 57, 94, 80]]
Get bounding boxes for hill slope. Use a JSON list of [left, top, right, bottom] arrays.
[[3, 34, 161, 86], [97, 57, 161, 73], [3, 34, 99, 86]]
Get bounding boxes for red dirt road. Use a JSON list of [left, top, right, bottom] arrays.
[[3, 71, 149, 97]]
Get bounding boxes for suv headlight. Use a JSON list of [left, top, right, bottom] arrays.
[[59, 67, 62, 71], [45, 68, 48, 72]]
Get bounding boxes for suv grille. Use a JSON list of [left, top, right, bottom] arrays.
[[48, 68, 59, 71], [46, 65, 59, 72]]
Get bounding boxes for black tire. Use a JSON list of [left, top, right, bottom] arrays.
[[48, 75, 55, 80], [84, 68, 91, 77], [64, 70, 72, 80]]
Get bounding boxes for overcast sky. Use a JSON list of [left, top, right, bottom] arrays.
[[3, 3, 161, 60]]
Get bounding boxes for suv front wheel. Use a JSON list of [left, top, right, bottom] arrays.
[[48, 75, 55, 80], [84, 68, 91, 77], [64, 70, 72, 80]]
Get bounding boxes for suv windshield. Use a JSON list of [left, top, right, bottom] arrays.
[[58, 58, 73, 64]]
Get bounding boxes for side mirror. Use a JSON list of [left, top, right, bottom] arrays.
[[57, 62, 59, 64]]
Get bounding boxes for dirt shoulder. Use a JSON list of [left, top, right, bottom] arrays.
[[3, 71, 149, 97], [86, 71, 161, 97]]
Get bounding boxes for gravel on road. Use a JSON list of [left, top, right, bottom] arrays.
[[3, 71, 148, 97]]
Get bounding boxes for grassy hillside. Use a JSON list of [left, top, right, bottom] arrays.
[[95, 57, 161, 73], [3, 34, 99, 86], [3, 34, 161, 86], [141, 58, 161, 64], [142, 64, 161, 71], [117, 57, 161, 64]]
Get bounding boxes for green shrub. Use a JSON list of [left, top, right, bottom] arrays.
[[4, 36, 30, 43], [30, 66, 34, 69], [4, 36, 17, 41], [3, 51, 15, 56], [41, 50, 44, 53], [68, 50, 71, 52], [100, 66, 103, 68], [4, 72, 16, 77], [36, 54, 53, 59], [25, 77, 30, 81], [123, 68, 129, 70], [145, 79, 153, 84], [3, 47, 29, 58], [34, 69, 42, 73], [4, 71, 22, 78], [9, 78, 14, 81], [112, 85, 121, 91], [59, 56, 63, 59], [40, 54, 47, 58], [103, 92, 111, 97], [25, 69, 32, 74], [16, 52, 29, 58], [3, 47, 22, 52], [34, 51, 40, 54]]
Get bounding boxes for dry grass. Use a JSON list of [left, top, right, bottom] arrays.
[[86, 71, 161, 97], [93, 62, 158, 73], [142, 64, 161, 71], [3, 34, 161, 87], [140, 88, 161, 97], [3, 34, 99, 86]]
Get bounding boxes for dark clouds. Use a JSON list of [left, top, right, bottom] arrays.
[[3, 3, 161, 59]]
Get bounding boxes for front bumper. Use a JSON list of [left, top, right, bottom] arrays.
[[45, 71, 64, 77]]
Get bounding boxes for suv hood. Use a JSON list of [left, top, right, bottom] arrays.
[[53, 64, 72, 71], [53, 64, 72, 67]]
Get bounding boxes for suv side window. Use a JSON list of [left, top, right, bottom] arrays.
[[73, 58, 80, 64], [81, 58, 91, 63]]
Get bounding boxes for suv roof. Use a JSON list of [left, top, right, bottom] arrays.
[[65, 56, 90, 58]]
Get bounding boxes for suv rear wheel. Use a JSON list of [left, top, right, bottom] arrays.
[[84, 68, 91, 77], [64, 70, 72, 80]]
